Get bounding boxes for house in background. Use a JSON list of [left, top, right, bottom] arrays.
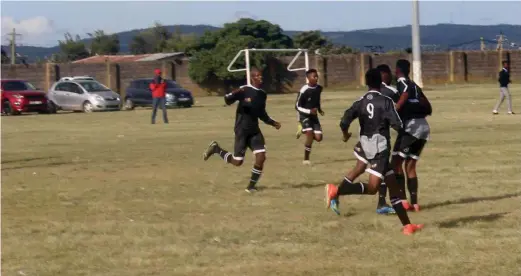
[[72, 52, 186, 64]]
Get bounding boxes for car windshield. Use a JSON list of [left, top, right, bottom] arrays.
[[2, 81, 36, 91], [78, 81, 111, 92]]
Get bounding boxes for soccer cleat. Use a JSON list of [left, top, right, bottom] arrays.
[[302, 160, 311, 166], [402, 200, 412, 211], [296, 124, 303, 139], [376, 205, 396, 215], [508, 111, 515, 115], [329, 199, 340, 215], [325, 184, 340, 215], [203, 141, 218, 161], [245, 187, 258, 193], [402, 224, 424, 235], [493, 110, 499, 115], [413, 204, 420, 212]]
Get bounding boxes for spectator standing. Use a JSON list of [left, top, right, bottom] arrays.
[[493, 61, 514, 115], [150, 69, 169, 124]]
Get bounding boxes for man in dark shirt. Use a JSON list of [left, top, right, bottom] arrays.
[[392, 59, 432, 212], [345, 64, 400, 215], [493, 60, 514, 115], [324, 68, 423, 235], [295, 69, 324, 165], [203, 68, 281, 193]]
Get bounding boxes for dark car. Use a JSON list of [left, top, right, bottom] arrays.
[[1, 79, 49, 115], [124, 78, 194, 110]]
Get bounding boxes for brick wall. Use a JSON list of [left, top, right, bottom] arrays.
[[2, 50, 519, 97]]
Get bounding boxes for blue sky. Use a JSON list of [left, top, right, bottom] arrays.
[[1, 1, 520, 47]]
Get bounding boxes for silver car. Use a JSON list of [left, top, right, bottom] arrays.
[[47, 78, 121, 113]]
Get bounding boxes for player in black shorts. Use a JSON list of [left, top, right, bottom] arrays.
[[393, 59, 432, 211], [295, 69, 324, 165], [345, 64, 400, 215], [325, 68, 423, 235], [203, 68, 282, 193]]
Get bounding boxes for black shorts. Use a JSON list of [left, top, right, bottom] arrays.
[[233, 131, 266, 160], [392, 132, 427, 160], [353, 142, 393, 180], [300, 116, 322, 134]]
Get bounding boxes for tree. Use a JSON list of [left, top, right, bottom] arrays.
[[188, 18, 296, 93], [87, 30, 120, 55], [293, 30, 329, 52], [130, 34, 150, 54], [58, 33, 91, 62], [129, 22, 172, 54]]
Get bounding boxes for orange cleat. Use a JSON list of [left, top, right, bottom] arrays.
[[325, 184, 338, 209], [402, 200, 411, 210], [413, 204, 420, 212], [402, 224, 424, 235]]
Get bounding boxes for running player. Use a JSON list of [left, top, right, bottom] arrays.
[[325, 68, 423, 235], [346, 64, 399, 215], [392, 59, 432, 211], [203, 68, 282, 193], [295, 69, 324, 165]]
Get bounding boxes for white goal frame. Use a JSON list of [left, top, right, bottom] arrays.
[[227, 48, 310, 85]]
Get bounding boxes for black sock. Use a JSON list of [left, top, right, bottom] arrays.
[[337, 177, 369, 196], [407, 177, 418, 205], [248, 165, 263, 188], [217, 146, 231, 163], [395, 174, 407, 200], [391, 197, 411, 226], [304, 145, 312, 160], [377, 182, 388, 207]]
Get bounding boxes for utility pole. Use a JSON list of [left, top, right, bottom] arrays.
[[6, 28, 22, 65], [480, 37, 486, 51], [496, 32, 507, 51], [411, 0, 423, 87]]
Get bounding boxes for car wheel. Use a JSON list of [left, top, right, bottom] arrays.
[[125, 98, 135, 110], [2, 101, 10, 115], [47, 101, 57, 114], [83, 101, 94, 113], [4, 101, 20, 115]]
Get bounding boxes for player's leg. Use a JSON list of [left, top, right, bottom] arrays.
[[301, 119, 314, 165], [392, 132, 413, 210], [151, 97, 159, 124], [384, 168, 424, 235], [493, 88, 505, 114], [246, 132, 267, 192], [503, 87, 514, 114], [160, 97, 169, 124], [404, 138, 427, 212], [313, 118, 323, 142], [203, 133, 245, 167], [296, 112, 303, 139]]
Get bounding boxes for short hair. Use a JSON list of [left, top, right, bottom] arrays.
[[365, 68, 382, 89], [306, 69, 318, 76], [502, 60, 509, 65], [396, 59, 410, 75], [250, 67, 261, 76], [376, 64, 391, 74]]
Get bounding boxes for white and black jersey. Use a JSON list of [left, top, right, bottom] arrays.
[[396, 77, 431, 121], [381, 82, 400, 103], [295, 84, 323, 120], [224, 85, 276, 134], [340, 90, 402, 159]]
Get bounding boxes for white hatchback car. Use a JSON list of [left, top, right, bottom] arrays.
[[47, 77, 121, 113]]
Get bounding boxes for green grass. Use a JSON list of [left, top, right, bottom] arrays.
[[2, 84, 521, 276]]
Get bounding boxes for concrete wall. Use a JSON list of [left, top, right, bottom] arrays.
[[2, 50, 519, 97]]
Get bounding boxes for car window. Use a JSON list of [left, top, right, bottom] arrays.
[[2, 81, 36, 91], [77, 81, 111, 92], [68, 83, 83, 94], [54, 83, 69, 91], [166, 81, 181, 89], [142, 80, 152, 89]]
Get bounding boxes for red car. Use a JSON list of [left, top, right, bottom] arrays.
[[1, 79, 49, 115]]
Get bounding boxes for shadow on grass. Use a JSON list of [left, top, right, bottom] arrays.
[[1, 156, 57, 164], [262, 182, 326, 190], [422, 192, 521, 210], [437, 212, 509, 228], [312, 157, 356, 165], [1, 160, 89, 171]]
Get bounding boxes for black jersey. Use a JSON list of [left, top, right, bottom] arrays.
[[224, 85, 276, 133], [340, 90, 403, 146], [396, 77, 431, 121], [381, 82, 400, 103], [295, 84, 323, 119], [499, 68, 511, 87]]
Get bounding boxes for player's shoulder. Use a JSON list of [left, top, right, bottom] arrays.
[[382, 84, 398, 93], [241, 84, 265, 93]]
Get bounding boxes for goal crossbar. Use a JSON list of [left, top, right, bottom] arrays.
[[227, 48, 310, 85]]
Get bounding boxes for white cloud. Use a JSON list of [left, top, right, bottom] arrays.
[[1, 16, 55, 46]]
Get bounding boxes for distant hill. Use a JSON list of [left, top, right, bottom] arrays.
[[3, 23, 520, 62]]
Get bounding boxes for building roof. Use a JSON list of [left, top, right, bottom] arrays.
[[72, 52, 185, 64]]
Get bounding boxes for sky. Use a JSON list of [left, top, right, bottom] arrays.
[[1, 0, 521, 47]]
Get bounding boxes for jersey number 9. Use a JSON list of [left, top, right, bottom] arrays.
[[367, 103, 374, 119]]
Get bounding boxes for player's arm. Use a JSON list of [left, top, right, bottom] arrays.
[[385, 98, 403, 132], [224, 87, 244, 105], [395, 79, 408, 111], [418, 88, 432, 116], [339, 100, 360, 142], [259, 98, 281, 129]]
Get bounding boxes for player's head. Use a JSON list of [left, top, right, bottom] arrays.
[[376, 64, 392, 85], [250, 67, 263, 87], [395, 59, 410, 77], [502, 60, 510, 70], [305, 69, 319, 86], [365, 68, 382, 90]]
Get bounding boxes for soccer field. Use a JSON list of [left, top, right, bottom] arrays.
[[2, 84, 520, 276]]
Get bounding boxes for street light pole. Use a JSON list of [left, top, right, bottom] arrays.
[[412, 0, 423, 87]]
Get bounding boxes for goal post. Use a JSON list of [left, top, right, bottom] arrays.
[[226, 48, 310, 85]]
